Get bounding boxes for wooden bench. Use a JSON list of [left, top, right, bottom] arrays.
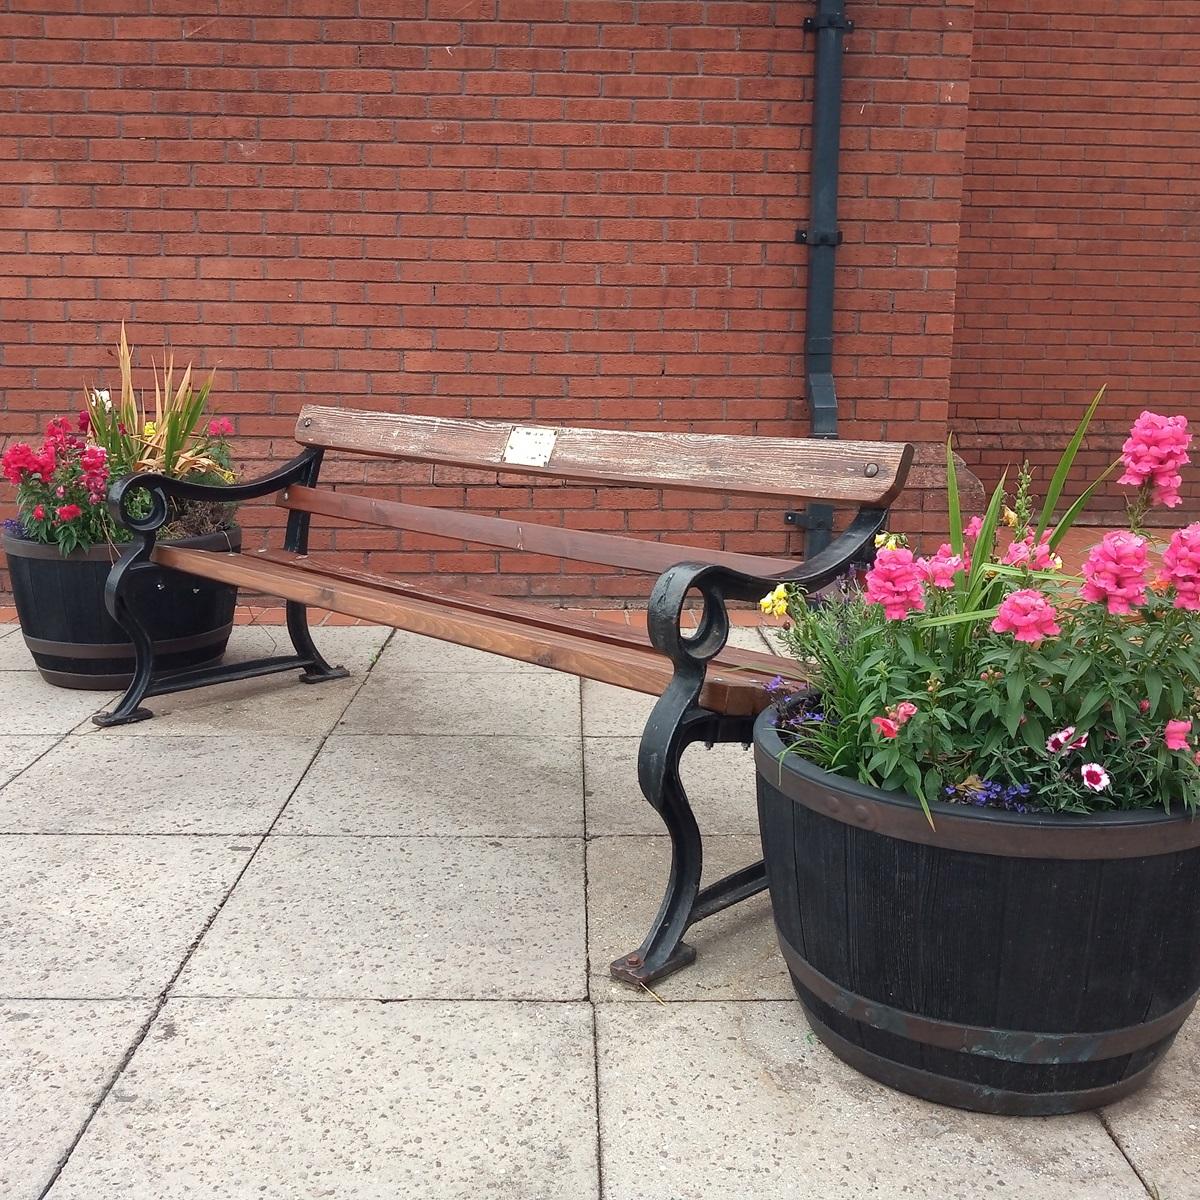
[[96, 406, 912, 985]]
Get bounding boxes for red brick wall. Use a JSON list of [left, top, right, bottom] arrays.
[[4, 1, 971, 600], [950, 0, 1200, 526]]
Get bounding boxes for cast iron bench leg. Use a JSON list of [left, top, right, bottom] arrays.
[[91, 557, 158, 727], [610, 692, 764, 987], [287, 601, 349, 683]]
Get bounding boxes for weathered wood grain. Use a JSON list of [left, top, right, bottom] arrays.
[[152, 544, 781, 715], [250, 546, 792, 682], [294, 405, 913, 505], [279, 485, 800, 577]]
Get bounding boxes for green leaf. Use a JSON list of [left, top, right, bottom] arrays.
[[946, 435, 963, 557], [916, 607, 1000, 629], [1004, 675, 1024, 736], [1036, 384, 1105, 542], [1028, 683, 1055, 720], [1077, 685, 1108, 724], [1145, 670, 1163, 713], [1020, 715, 1046, 753], [1064, 655, 1091, 694], [1046, 462, 1120, 551]]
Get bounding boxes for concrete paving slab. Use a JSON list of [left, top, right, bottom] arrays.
[[337, 669, 580, 737], [0, 836, 252, 998], [0, 735, 320, 834], [584, 737, 758, 836], [47, 998, 598, 1200], [0, 627, 35, 670], [372, 628, 551, 674], [0, 999, 150, 1200], [581, 680, 656, 738], [78, 674, 360, 738], [0, 734, 57, 789], [175, 836, 586, 1000], [278, 734, 582, 837], [221, 623, 392, 675], [0, 675, 116, 735], [723, 625, 778, 652], [587, 834, 790, 1002], [596, 1003, 1143, 1200], [1103, 1013, 1200, 1199]]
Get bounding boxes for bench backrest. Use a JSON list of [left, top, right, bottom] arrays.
[[294, 406, 912, 506]]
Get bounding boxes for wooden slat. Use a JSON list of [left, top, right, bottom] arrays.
[[151, 545, 781, 716], [250, 547, 795, 681], [279, 485, 800, 577], [294, 405, 913, 505]]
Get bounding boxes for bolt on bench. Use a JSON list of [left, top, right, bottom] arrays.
[[95, 406, 912, 985]]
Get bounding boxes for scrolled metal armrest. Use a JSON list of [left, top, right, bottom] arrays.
[[645, 507, 889, 667], [106, 448, 321, 535]]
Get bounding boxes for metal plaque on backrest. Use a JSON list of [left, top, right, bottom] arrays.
[[502, 426, 557, 467]]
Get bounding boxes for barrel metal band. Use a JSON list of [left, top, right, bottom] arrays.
[[21, 625, 233, 661], [805, 1015, 1164, 1117], [779, 932, 1197, 1065]]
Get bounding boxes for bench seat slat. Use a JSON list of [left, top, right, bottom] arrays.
[[295, 406, 913, 506], [151, 545, 783, 715], [250, 547, 794, 681], [279, 485, 799, 577]]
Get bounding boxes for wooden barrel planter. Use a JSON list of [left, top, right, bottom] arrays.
[[3, 528, 240, 689], [755, 709, 1200, 1116]]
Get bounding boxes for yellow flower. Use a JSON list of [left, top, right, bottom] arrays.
[[759, 584, 790, 618], [874, 532, 902, 551], [221, 468, 235, 483], [143, 421, 157, 437], [1002, 506, 1019, 528]]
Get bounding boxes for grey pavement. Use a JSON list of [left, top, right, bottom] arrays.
[[0, 621, 1191, 1198]]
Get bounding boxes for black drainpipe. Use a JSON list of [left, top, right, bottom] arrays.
[[792, 0, 853, 554]]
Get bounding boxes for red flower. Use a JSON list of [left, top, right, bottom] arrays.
[[871, 716, 900, 739], [77, 409, 91, 433], [32, 504, 45, 520], [55, 504, 82, 522], [208, 416, 234, 437], [2, 442, 54, 484]]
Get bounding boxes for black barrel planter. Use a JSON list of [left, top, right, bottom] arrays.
[[755, 708, 1200, 1116], [3, 528, 240, 689]]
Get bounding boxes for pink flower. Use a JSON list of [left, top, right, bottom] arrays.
[[864, 548, 926, 620], [1047, 726, 1087, 753], [1165, 719, 1193, 752], [1119, 411, 1190, 508], [1139, 699, 1151, 713], [1080, 763, 1111, 792], [77, 410, 91, 433], [964, 516, 984, 543], [208, 416, 234, 437], [1079, 531, 1148, 615], [1159, 523, 1200, 611], [872, 716, 900, 739], [1002, 533, 1061, 571], [917, 545, 965, 589], [55, 504, 82, 522], [893, 702, 918, 724], [991, 588, 1061, 644]]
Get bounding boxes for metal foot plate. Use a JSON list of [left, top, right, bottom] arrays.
[[92, 706, 154, 728], [609, 941, 698, 986], [299, 664, 349, 684]]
